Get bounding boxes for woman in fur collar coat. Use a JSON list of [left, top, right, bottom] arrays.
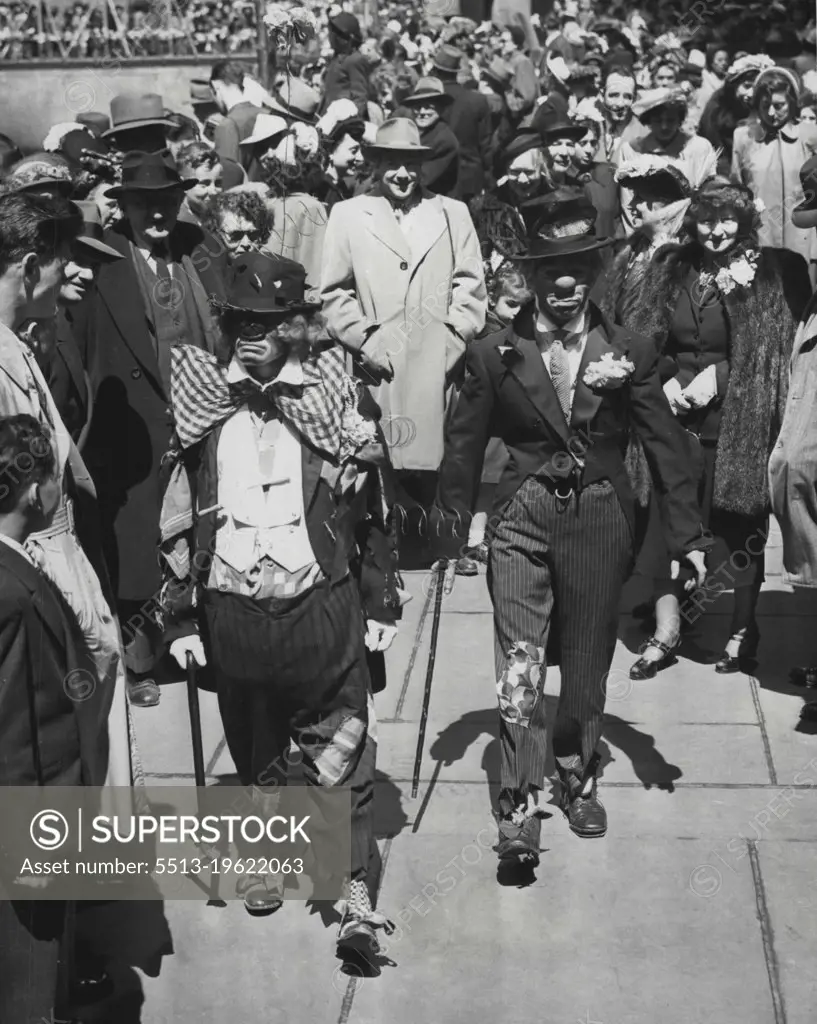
[[621, 180, 808, 679]]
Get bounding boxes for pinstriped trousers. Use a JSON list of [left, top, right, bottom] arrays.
[[205, 576, 373, 878], [487, 477, 632, 818]]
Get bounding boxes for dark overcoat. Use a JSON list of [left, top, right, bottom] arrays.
[[76, 220, 228, 603]]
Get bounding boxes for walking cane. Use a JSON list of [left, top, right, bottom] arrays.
[[411, 561, 447, 798], [186, 652, 206, 788]]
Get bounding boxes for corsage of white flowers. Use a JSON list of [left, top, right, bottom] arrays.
[[583, 352, 635, 390], [699, 248, 760, 296]]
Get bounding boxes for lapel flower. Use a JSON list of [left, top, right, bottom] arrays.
[[701, 247, 759, 295], [582, 351, 635, 390]]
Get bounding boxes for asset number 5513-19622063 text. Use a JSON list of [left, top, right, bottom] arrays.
[[152, 858, 305, 876]]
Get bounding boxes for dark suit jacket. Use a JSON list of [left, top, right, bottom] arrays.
[[318, 51, 372, 117], [442, 81, 492, 198], [76, 220, 229, 602], [420, 119, 460, 197], [214, 102, 263, 169], [0, 542, 83, 785], [434, 303, 708, 561], [47, 307, 91, 448]]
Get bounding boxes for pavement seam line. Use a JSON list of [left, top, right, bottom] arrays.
[[393, 580, 434, 721], [748, 840, 787, 1024], [749, 674, 779, 786], [335, 836, 395, 1024]]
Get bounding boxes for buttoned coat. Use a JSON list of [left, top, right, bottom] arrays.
[[76, 220, 228, 602], [320, 189, 487, 471]]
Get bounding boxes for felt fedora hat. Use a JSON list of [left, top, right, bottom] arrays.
[[514, 187, 613, 260], [72, 200, 122, 262], [220, 251, 320, 314], [102, 93, 176, 137], [362, 118, 430, 156], [402, 76, 454, 106], [190, 78, 215, 104], [266, 78, 321, 124], [430, 44, 463, 75], [105, 150, 196, 197]]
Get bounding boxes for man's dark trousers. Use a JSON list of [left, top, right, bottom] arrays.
[[488, 477, 632, 818], [205, 575, 373, 879]]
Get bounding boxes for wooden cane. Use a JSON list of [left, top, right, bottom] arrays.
[[186, 652, 206, 788], [411, 561, 446, 799]]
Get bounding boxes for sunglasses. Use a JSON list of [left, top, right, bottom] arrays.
[[223, 229, 263, 244]]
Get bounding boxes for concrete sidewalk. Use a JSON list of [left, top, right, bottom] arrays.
[[125, 524, 817, 1024]]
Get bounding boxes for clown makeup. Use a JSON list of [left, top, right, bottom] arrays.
[[233, 315, 289, 378], [695, 210, 740, 255], [546, 136, 577, 177], [602, 72, 636, 124], [532, 253, 602, 324]]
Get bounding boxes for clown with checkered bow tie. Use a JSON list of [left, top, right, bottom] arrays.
[[158, 252, 401, 964]]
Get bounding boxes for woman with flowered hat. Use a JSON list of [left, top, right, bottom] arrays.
[[624, 179, 808, 679], [731, 65, 817, 279]]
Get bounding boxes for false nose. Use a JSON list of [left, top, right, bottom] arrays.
[[554, 276, 577, 296]]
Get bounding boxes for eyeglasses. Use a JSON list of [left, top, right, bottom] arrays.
[[224, 229, 263, 244]]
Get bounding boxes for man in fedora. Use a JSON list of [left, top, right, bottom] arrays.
[[47, 200, 123, 449], [321, 118, 486, 523], [431, 188, 709, 860], [431, 44, 493, 200], [160, 250, 400, 960], [319, 11, 372, 118], [209, 60, 265, 169], [77, 150, 228, 708], [402, 77, 459, 197], [102, 93, 176, 153]]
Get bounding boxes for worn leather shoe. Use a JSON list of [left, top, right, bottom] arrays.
[[496, 814, 541, 866], [236, 874, 283, 916], [559, 772, 607, 838], [127, 676, 161, 707]]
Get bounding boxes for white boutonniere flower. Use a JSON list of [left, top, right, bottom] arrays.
[[582, 352, 635, 390]]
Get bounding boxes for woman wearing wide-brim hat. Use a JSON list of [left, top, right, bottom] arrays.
[[401, 77, 460, 197]]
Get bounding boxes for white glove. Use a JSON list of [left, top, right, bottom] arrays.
[[682, 363, 718, 410], [169, 635, 207, 670], [364, 620, 398, 653], [663, 376, 690, 416]]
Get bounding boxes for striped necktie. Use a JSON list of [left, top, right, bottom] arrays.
[[547, 329, 572, 422]]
